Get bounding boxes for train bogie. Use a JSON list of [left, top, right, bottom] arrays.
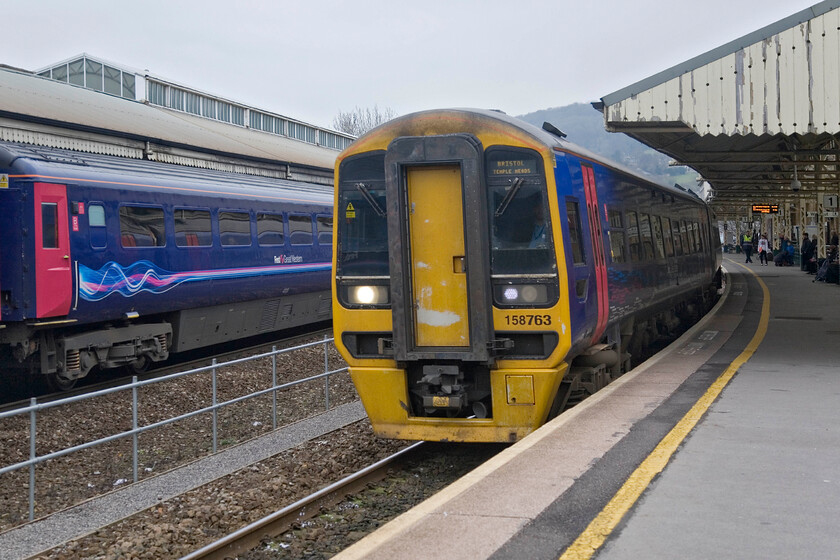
[[333, 109, 721, 443]]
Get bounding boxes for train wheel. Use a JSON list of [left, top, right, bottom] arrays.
[[127, 355, 151, 375], [47, 372, 78, 392]]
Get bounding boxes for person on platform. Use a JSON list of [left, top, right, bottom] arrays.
[[800, 233, 812, 271], [757, 233, 770, 266], [741, 232, 754, 263]]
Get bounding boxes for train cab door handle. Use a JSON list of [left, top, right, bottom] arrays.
[[63, 255, 70, 260], [453, 256, 466, 273]]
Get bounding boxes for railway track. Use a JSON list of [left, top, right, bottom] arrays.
[[181, 442, 426, 560]]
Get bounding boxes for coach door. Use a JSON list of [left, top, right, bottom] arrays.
[[34, 182, 72, 318], [385, 134, 493, 363]]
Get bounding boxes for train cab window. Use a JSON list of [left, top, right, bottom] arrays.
[[120, 206, 165, 247], [639, 214, 654, 261], [289, 214, 314, 245], [219, 211, 252, 246], [41, 203, 59, 249], [486, 149, 555, 274], [316, 214, 333, 245], [652, 216, 666, 259], [607, 208, 626, 264], [564, 201, 586, 265], [336, 153, 389, 278], [257, 213, 285, 246], [662, 217, 675, 257], [174, 208, 212, 247]]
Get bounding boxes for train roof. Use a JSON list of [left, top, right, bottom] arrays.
[[355, 108, 704, 204], [0, 141, 333, 205]]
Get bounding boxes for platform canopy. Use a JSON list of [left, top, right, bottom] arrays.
[[598, 0, 840, 225]]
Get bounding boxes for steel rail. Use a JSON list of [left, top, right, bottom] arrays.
[[180, 442, 425, 560]]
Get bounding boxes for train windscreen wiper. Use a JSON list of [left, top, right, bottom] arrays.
[[355, 183, 386, 217], [494, 177, 525, 217]]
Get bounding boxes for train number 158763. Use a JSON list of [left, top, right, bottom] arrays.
[[504, 314, 552, 326]]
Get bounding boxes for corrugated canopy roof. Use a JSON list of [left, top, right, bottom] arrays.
[[598, 0, 840, 221]]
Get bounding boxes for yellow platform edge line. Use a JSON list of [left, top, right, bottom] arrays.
[[559, 262, 770, 560]]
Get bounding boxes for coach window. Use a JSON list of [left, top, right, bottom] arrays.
[[607, 208, 626, 264], [626, 211, 641, 262], [565, 200, 585, 265], [289, 214, 314, 245], [680, 221, 691, 253], [88, 204, 107, 249], [662, 217, 675, 257], [175, 208, 212, 247], [671, 220, 683, 256], [316, 214, 333, 245], [41, 203, 58, 249], [691, 222, 701, 253], [639, 214, 654, 261], [652, 216, 666, 259], [120, 206, 165, 247], [257, 213, 284, 246], [219, 211, 252, 246]]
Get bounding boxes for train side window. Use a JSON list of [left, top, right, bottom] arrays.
[[652, 216, 666, 259], [257, 213, 285, 246], [671, 220, 683, 256], [638, 213, 654, 261], [626, 211, 641, 262], [174, 208, 212, 247], [316, 214, 333, 245], [692, 222, 702, 253], [607, 208, 626, 264], [220, 211, 252, 246], [662, 217, 675, 257], [88, 204, 106, 227], [680, 221, 691, 254], [41, 203, 59, 249], [289, 214, 314, 246], [565, 200, 586, 265], [120, 206, 165, 247], [88, 204, 107, 249]]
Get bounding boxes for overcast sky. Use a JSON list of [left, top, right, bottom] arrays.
[[4, 0, 822, 129]]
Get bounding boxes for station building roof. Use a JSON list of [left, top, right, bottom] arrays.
[[1, 55, 354, 184], [598, 0, 840, 220]]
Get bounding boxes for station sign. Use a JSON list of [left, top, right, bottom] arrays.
[[824, 195, 838, 209], [751, 204, 779, 214]]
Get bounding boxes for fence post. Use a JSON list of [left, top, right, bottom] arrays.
[[132, 376, 139, 483], [212, 358, 218, 453], [271, 345, 277, 430], [29, 397, 36, 521], [323, 335, 330, 411]]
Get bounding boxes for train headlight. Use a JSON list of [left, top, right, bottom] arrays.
[[346, 285, 390, 306], [497, 284, 549, 305]]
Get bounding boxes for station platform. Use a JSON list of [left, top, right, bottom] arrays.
[[335, 256, 840, 560]]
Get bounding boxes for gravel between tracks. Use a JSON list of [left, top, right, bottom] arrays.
[[0, 336, 358, 535]]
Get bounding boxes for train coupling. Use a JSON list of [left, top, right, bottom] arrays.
[[418, 364, 466, 413]]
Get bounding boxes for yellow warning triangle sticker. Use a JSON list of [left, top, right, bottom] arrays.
[[0, 174, 8, 188]]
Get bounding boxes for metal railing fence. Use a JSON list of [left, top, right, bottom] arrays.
[[0, 336, 347, 521]]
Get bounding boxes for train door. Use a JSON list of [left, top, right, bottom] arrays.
[[581, 165, 608, 343], [385, 134, 493, 363], [34, 182, 72, 317], [406, 165, 469, 347]]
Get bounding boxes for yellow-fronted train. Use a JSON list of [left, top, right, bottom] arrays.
[[332, 108, 722, 443]]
